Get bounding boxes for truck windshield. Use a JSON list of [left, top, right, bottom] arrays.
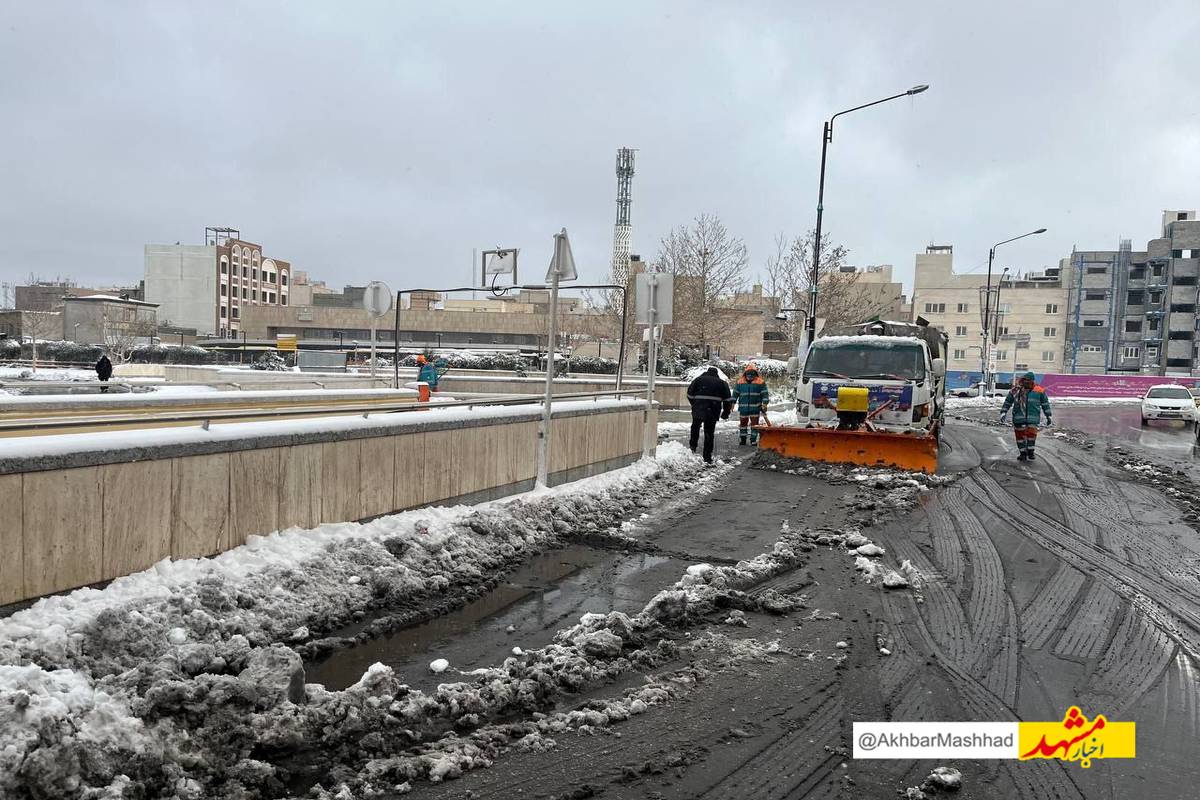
[[805, 343, 926, 381]]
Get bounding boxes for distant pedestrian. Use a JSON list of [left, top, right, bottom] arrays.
[[1000, 371, 1052, 461], [687, 366, 733, 464], [732, 363, 770, 446], [416, 354, 447, 392], [95, 353, 113, 393]]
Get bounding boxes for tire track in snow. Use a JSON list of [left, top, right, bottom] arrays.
[[965, 468, 1200, 661], [1019, 564, 1087, 651], [698, 691, 844, 800]]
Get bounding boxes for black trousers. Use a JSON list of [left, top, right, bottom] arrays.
[[689, 416, 718, 461]]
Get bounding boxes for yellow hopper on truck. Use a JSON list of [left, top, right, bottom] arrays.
[[758, 319, 948, 474]]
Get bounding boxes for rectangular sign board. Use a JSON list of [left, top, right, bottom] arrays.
[[634, 272, 673, 326]]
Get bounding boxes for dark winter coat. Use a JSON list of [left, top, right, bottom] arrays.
[[1001, 383, 1051, 426], [95, 356, 113, 381], [687, 369, 733, 421], [732, 373, 769, 416]]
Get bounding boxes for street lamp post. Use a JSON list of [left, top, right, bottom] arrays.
[[807, 84, 928, 350], [982, 229, 1046, 394]]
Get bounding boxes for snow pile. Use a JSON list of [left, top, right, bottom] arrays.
[[798, 527, 917, 591], [0, 442, 714, 799]]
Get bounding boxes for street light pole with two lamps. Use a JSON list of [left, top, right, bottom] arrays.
[[981, 229, 1046, 394]]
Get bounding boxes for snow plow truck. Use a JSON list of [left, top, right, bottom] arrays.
[[759, 318, 949, 473]]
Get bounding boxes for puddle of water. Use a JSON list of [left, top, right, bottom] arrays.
[[307, 543, 682, 691]]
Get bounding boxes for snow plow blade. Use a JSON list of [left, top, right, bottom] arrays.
[[756, 425, 939, 474]]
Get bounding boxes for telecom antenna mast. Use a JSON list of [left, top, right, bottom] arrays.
[[610, 147, 636, 286]]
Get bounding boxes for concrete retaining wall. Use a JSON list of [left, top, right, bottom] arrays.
[[0, 402, 652, 605]]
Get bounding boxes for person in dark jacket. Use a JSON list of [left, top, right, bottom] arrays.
[[687, 366, 733, 464], [95, 353, 113, 393], [1000, 370, 1052, 461], [732, 363, 770, 446]]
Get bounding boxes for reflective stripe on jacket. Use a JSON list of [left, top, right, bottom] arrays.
[[732, 378, 769, 416], [1001, 384, 1051, 425]]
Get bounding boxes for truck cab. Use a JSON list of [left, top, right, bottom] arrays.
[[790, 320, 947, 436]]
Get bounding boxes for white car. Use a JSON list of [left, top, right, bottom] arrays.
[[1140, 384, 1197, 427]]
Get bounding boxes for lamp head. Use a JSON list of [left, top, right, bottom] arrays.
[[1033, 228, 1047, 234], [907, 84, 930, 95]]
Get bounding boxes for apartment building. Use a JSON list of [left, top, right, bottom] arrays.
[[143, 227, 296, 337], [1061, 210, 1200, 375], [910, 245, 1067, 380]]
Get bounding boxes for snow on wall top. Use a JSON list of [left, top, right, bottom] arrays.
[[812, 335, 925, 348], [0, 397, 648, 471]]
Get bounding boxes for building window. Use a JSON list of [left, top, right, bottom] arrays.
[[1042, 351, 1056, 362], [1170, 303, 1196, 313], [253, 251, 260, 263], [1167, 358, 1191, 367], [1130, 267, 1145, 280], [281, 273, 289, 287], [997, 326, 1010, 336], [1175, 276, 1197, 286], [1086, 266, 1108, 274], [252, 268, 258, 281], [1125, 320, 1142, 332], [956, 303, 969, 313], [1082, 319, 1105, 327], [220, 307, 227, 319], [232, 306, 239, 319], [1121, 346, 1140, 360], [220, 259, 228, 275], [1080, 345, 1103, 353], [953, 349, 966, 360], [252, 290, 258, 301], [1147, 346, 1159, 358], [1191, 250, 1200, 258], [1151, 291, 1164, 303], [242, 266, 248, 278], [1014, 363, 1029, 371], [954, 325, 967, 336], [1045, 303, 1058, 314], [1172, 249, 1183, 258], [1127, 291, 1144, 304], [1016, 340, 1030, 349], [1153, 265, 1164, 277], [1085, 290, 1106, 300], [242, 287, 248, 300], [1169, 331, 1194, 340], [220, 284, 227, 297], [1150, 318, 1160, 331], [995, 350, 1008, 361], [281, 294, 288, 306], [1044, 326, 1057, 337]]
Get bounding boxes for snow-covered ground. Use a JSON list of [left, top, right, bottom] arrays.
[[0, 365, 98, 382], [0, 441, 727, 797]]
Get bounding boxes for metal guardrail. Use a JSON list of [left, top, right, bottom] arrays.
[[0, 389, 646, 435], [0, 377, 393, 393]]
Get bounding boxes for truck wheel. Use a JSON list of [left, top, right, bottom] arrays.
[[1140, 416, 1148, 427]]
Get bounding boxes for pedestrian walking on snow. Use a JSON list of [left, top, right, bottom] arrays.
[[1000, 370, 1052, 460], [687, 366, 733, 463], [732, 363, 770, 446], [95, 353, 113, 393]]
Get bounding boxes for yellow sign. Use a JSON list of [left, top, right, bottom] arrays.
[[1019, 707, 1135, 768], [276, 335, 298, 352]]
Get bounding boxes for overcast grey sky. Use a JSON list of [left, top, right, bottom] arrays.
[[2, 0, 1198, 296]]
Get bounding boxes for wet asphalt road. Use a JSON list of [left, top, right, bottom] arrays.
[[316, 410, 1200, 799]]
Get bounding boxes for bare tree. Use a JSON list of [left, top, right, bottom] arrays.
[[22, 312, 62, 372], [101, 306, 156, 362], [764, 230, 894, 352], [653, 213, 750, 355]]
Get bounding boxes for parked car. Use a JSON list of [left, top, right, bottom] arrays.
[[1140, 384, 1197, 427], [950, 381, 1008, 398]]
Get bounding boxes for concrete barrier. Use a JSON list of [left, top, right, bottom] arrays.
[[0, 400, 653, 605]]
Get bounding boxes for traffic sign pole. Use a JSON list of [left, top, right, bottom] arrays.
[[536, 228, 575, 489]]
